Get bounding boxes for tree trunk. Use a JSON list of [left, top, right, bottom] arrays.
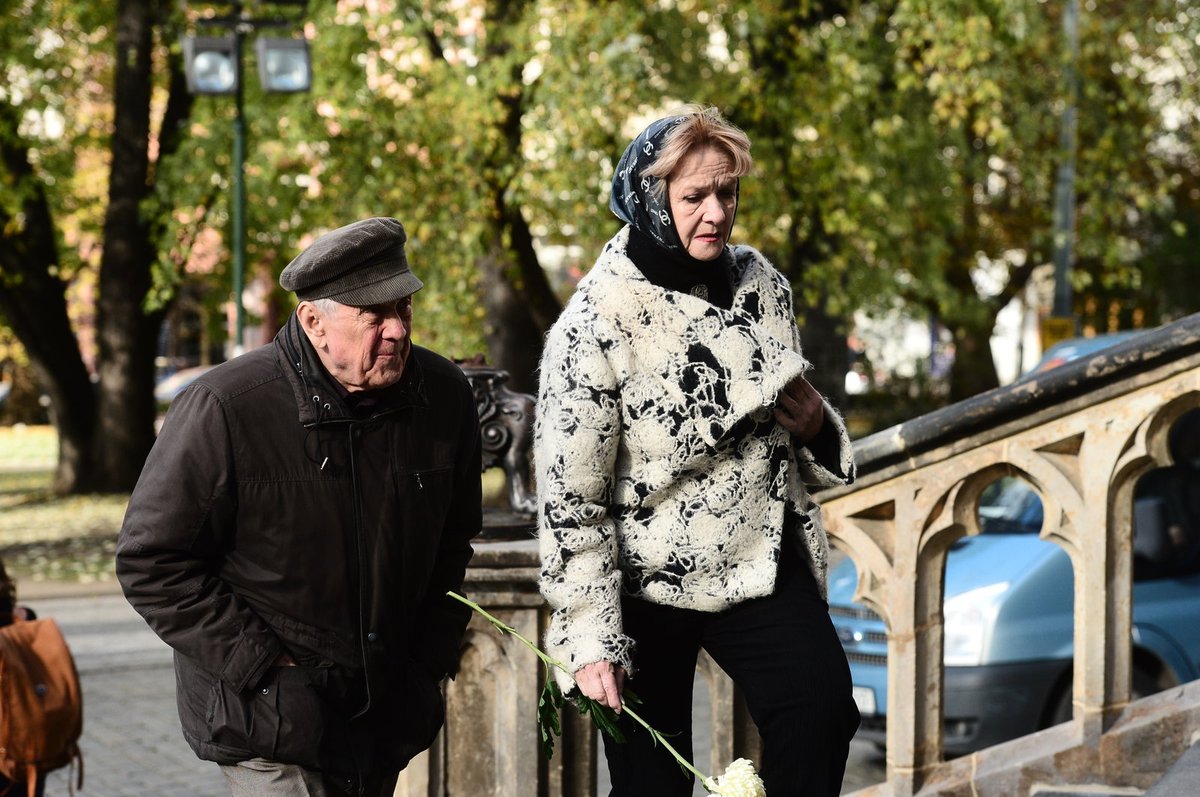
[[947, 321, 1001, 402], [0, 107, 98, 493], [796, 296, 849, 409], [93, 0, 163, 491], [476, 241, 545, 396], [478, 195, 561, 394], [474, 6, 561, 395]]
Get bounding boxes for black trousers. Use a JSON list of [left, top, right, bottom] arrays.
[[602, 544, 860, 797]]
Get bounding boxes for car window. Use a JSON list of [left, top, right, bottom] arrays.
[[1133, 408, 1200, 581], [977, 477, 1043, 535]]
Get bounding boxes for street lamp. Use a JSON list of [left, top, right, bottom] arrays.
[[1045, 0, 1080, 350], [182, 1, 310, 356]]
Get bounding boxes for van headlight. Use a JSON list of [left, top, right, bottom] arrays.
[[943, 582, 1009, 666]]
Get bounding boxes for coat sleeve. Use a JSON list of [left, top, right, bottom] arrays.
[[411, 379, 482, 680], [535, 311, 635, 691], [796, 399, 856, 488], [115, 386, 284, 694]]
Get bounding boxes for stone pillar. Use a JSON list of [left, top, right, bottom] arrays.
[[397, 536, 598, 797]]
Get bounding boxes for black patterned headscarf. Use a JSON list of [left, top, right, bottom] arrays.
[[609, 114, 688, 256]]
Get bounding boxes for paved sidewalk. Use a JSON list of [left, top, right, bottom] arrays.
[[32, 587, 226, 797]]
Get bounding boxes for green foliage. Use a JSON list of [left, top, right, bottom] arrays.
[[1, 0, 112, 283], [535, 671, 627, 760], [2, 0, 1197, 415], [536, 673, 563, 759], [667, 0, 1199, 398]]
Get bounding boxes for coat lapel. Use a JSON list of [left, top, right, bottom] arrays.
[[580, 228, 810, 447]]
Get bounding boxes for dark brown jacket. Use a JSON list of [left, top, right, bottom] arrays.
[[116, 315, 481, 772]]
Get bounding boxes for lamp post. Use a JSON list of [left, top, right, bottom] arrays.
[[182, 1, 311, 357], [1045, 0, 1080, 350]]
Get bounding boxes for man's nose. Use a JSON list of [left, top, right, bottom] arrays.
[[381, 311, 409, 339]]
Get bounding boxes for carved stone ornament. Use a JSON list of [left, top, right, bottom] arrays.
[[459, 359, 537, 538]]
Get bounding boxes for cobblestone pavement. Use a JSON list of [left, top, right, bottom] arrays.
[[29, 585, 884, 796], [33, 588, 227, 797]]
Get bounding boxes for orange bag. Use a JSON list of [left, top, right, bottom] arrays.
[[0, 619, 83, 796]]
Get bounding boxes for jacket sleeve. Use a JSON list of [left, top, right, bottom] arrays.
[[795, 399, 856, 488], [535, 312, 635, 692], [115, 385, 284, 694], [411, 380, 482, 680]]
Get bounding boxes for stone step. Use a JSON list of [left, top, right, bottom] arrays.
[[1031, 788, 1142, 797], [1144, 741, 1200, 797]]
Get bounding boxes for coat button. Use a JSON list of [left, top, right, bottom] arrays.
[[260, 686, 270, 695], [366, 632, 379, 643]]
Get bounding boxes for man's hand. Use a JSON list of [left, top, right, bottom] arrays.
[[575, 660, 626, 712], [774, 375, 825, 443]]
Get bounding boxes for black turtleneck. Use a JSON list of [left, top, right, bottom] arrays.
[[625, 227, 734, 310]]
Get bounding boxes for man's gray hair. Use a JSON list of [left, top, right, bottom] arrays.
[[309, 297, 340, 317]]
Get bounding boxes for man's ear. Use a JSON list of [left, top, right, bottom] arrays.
[[296, 301, 325, 343]]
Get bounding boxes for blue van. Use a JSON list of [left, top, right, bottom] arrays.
[[828, 410, 1200, 755]]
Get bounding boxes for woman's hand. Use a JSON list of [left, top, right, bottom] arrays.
[[575, 660, 626, 712], [774, 375, 825, 443]]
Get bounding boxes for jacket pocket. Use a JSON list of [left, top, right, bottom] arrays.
[[380, 660, 446, 770], [209, 666, 329, 768]]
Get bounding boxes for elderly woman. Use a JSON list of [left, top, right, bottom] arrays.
[[535, 106, 860, 797]]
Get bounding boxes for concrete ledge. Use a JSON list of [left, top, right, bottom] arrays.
[[844, 679, 1200, 796], [1144, 740, 1200, 797]]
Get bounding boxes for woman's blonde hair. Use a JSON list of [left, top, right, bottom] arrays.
[[642, 105, 753, 198]]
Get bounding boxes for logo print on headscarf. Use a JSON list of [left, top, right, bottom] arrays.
[[609, 115, 688, 255]]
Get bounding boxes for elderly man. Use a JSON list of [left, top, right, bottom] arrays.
[[117, 218, 482, 796]]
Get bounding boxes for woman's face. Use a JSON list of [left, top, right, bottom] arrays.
[[667, 145, 738, 261]]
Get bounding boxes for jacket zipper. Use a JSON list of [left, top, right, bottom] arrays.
[[347, 422, 371, 721]]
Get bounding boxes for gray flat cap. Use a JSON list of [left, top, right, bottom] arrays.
[[279, 217, 424, 305]]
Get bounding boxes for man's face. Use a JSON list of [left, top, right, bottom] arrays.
[[307, 297, 413, 392]]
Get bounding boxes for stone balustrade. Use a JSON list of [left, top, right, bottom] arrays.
[[823, 312, 1200, 796], [399, 312, 1200, 796]]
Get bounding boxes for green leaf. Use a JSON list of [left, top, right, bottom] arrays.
[[537, 674, 564, 760], [576, 696, 626, 745]]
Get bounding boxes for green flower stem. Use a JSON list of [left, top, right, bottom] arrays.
[[618, 701, 713, 789], [447, 590, 717, 791], [447, 590, 567, 672]]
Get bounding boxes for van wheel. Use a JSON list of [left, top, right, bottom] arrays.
[[1047, 664, 1162, 726]]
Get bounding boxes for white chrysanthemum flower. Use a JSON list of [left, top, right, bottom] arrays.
[[704, 757, 766, 797]]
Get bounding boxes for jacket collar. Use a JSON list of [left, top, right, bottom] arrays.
[[274, 312, 427, 426]]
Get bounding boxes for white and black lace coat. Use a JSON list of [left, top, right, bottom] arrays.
[[535, 226, 855, 687]]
